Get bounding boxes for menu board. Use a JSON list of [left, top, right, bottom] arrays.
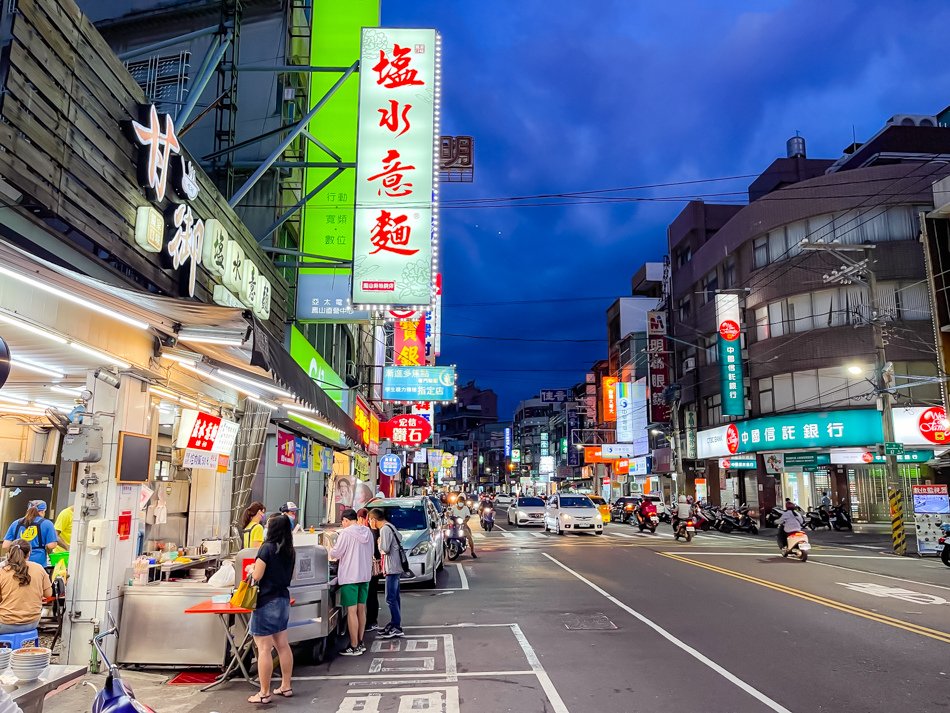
[[912, 484, 949, 555]]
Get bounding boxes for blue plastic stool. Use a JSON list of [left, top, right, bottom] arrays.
[[0, 630, 39, 649]]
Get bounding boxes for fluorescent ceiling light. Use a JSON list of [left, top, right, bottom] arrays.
[[285, 409, 342, 434], [0, 406, 48, 416], [149, 385, 198, 408], [0, 394, 30, 405], [8, 357, 64, 379], [0, 265, 149, 330], [50, 386, 84, 397], [0, 313, 67, 344], [218, 370, 292, 398], [177, 328, 247, 347], [178, 362, 262, 397], [161, 348, 201, 367], [69, 343, 131, 369]]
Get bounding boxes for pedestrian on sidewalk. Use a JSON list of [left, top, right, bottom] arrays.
[[370, 508, 405, 638], [330, 508, 374, 656], [247, 513, 296, 705], [359, 507, 382, 633]]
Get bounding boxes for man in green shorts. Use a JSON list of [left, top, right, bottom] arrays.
[[330, 508, 374, 655]]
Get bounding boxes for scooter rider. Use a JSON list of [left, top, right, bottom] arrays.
[[776, 500, 805, 550], [671, 494, 691, 530], [448, 498, 477, 559]]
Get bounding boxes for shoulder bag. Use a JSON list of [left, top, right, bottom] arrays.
[[385, 524, 412, 574]]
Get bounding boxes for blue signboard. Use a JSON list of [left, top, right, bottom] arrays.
[[294, 437, 310, 468], [379, 453, 402, 477], [382, 366, 457, 402], [504, 427, 512, 457], [296, 272, 374, 322]]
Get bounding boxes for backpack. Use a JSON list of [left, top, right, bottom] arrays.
[[384, 524, 411, 574]]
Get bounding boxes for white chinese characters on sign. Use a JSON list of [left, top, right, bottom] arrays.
[[166, 203, 204, 297], [130, 104, 180, 202]]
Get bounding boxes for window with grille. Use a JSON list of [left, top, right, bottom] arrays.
[[125, 51, 191, 115]]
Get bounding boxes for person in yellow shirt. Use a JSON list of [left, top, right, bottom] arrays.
[[54, 505, 73, 551], [241, 502, 266, 549]]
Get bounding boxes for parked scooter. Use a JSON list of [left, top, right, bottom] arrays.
[[764, 506, 783, 528], [89, 614, 157, 712], [938, 522, 950, 567], [830, 503, 853, 531], [781, 530, 811, 562], [444, 516, 470, 560], [480, 506, 495, 532], [731, 505, 759, 535], [805, 507, 832, 531]]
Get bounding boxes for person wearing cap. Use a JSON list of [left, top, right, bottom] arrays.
[[279, 502, 303, 533], [329, 508, 374, 656], [2, 501, 64, 567]]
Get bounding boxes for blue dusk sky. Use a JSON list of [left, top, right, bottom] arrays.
[[384, 0, 950, 417]]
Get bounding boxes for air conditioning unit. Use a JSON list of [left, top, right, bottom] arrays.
[[682, 357, 696, 374]]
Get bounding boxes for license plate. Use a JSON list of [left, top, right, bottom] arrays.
[[686, 526, 695, 532]]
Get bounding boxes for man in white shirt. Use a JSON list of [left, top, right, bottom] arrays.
[[449, 499, 477, 558]]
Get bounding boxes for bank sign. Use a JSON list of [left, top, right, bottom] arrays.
[[715, 294, 745, 417], [697, 407, 948, 458], [352, 28, 440, 308]]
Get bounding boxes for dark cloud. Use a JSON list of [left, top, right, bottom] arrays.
[[385, 0, 950, 415]]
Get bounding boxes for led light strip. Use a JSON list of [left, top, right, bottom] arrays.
[[0, 265, 149, 330], [284, 408, 343, 435], [149, 385, 199, 408], [247, 395, 278, 411], [178, 362, 263, 397], [217, 369, 293, 398], [8, 357, 65, 379]]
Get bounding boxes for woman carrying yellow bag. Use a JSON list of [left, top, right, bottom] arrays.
[[246, 513, 296, 705], [230, 574, 258, 610]]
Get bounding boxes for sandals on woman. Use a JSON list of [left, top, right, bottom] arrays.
[[248, 692, 272, 705], [273, 687, 294, 698]]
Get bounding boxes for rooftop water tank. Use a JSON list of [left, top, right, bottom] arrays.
[[786, 135, 806, 158]]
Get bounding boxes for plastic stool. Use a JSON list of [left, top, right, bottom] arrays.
[[0, 630, 39, 649]]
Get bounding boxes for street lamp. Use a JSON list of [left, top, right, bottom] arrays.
[[847, 364, 864, 376]]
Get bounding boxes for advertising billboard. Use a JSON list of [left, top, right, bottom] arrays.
[[615, 381, 633, 442], [394, 315, 426, 366], [602, 376, 618, 422], [382, 365, 456, 402], [296, 271, 373, 322], [352, 28, 440, 307], [646, 311, 671, 422], [716, 294, 745, 417]]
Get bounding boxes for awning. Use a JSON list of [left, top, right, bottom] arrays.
[[0, 239, 360, 442]]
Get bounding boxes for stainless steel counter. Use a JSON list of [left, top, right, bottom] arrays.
[[6, 664, 86, 713], [117, 582, 229, 666]]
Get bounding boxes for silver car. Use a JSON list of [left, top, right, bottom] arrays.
[[506, 496, 546, 527], [367, 497, 444, 588]]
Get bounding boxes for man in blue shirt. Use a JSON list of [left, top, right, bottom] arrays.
[[3, 501, 64, 567]]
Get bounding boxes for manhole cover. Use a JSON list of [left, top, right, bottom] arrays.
[[562, 613, 617, 630]]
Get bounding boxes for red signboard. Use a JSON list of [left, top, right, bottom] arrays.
[[602, 376, 618, 422], [647, 310, 671, 423], [613, 458, 630, 475], [917, 406, 949, 444], [381, 414, 432, 446], [394, 315, 426, 366]]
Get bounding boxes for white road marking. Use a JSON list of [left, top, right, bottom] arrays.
[[510, 623, 570, 713], [368, 657, 435, 673], [500, 531, 517, 539], [811, 560, 950, 592], [472, 532, 485, 540], [455, 563, 469, 591], [656, 551, 921, 559], [543, 553, 792, 713], [837, 582, 948, 605], [532, 532, 547, 538]]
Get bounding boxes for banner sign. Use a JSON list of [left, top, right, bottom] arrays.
[[276, 429, 295, 467], [567, 410, 580, 467], [540, 388, 571, 403], [353, 28, 440, 307], [602, 376, 618, 422], [646, 311, 671, 422], [629, 456, 649, 477], [183, 449, 218, 470], [830, 449, 934, 465], [296, 272, 373, 322], [584, 446, 611, 464], [176, 409, 239, 456], [613, 458, 629, 475], [684, 409, 698, 459], [294, 437, 310, 468], [512, 448, 521, 464], [616, 382, 634, 442], [382, 365, 456, 402], [718, 456, 757, 470], [394, 316, 427, 366], [504, 427, 512, 457], [602, 443, 635, 459], [697, 407, 945, 459], [912, 484, 950, 555], [632, 379, 648, 455], [715, 293, 745, 417]]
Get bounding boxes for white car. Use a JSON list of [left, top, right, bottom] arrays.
[[507, 496, 546, 527], [495, 494, 514, 509], [544, 494, 604, 535], [366, 497, 444, 587]]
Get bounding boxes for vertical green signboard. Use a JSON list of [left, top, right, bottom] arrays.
[[716, 293, 745, 417]]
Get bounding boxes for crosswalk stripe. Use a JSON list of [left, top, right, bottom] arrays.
[[532, 532, 547, 539], [472, 532, 485, 540], [500, 531, 517, 539]]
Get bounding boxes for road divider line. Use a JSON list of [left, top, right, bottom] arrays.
[[658, 552, 950, 644], [542, 553, 793, 713], [455, 563, 469, 591], [510, 623, 570, 713]]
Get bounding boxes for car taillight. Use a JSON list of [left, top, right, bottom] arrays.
[[626, 505, 633, 510]]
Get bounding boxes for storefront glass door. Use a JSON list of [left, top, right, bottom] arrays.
[[846, 465, 925, 523]]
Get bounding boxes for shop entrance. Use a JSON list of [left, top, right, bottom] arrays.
[[846, 464, 925, 523]]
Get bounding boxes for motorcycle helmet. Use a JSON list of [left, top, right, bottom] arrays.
[[785, 500, 796, 510]]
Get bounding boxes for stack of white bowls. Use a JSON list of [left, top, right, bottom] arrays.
[[0, 648, 12, 671], [10, 647, 50, 682]]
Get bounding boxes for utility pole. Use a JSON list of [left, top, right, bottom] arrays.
[[803, 241, 905, 553]]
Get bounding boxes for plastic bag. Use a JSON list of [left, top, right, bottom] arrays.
[[208, 560, 234, 588]]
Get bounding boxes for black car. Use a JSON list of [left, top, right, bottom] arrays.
[[610, 497, 642, 523]]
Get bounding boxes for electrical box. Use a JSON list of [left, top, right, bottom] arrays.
[[86, 518, 108, 549], [62, 424, 103, 463]]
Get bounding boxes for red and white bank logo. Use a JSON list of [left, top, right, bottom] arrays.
[[725, 423, 740, 454], [917, 406, 949, 444], [861, 452, 874, 464], [719, 319, 740, 341]]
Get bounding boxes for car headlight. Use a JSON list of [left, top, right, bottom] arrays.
[[561, 513, 572, 521], [410, 541, 431, 556], [518, 510, 527, 518]]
